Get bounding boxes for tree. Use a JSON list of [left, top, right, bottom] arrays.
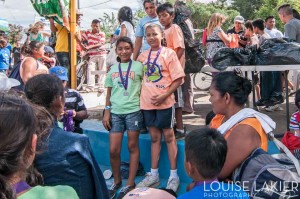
[[99, 12, 118, 39], [231, 0, 264, 20], [7, 24, 23, 46]]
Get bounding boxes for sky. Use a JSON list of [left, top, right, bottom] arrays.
[[0, 0, 213, 29]]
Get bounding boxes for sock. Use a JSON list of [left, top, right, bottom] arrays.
[[170, 169, 178, 179], [151, 168, 158, 177], [176, 129, 184, 133]]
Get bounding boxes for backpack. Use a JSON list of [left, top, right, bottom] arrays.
[[174, 7, 205, 74], [9, 61, 24, 91], [233, 134, 300, 198]]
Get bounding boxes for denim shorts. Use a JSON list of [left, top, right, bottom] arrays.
[[110, 111, 143, 133]]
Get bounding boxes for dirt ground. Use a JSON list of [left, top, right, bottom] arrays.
[[87, 89, 296, 137]]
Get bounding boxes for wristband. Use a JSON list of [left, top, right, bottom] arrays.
[[105, 106, 111, 110]]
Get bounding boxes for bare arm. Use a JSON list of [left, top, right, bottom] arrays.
[[102, 87, 112, 130], [151, 77, 182, 105], [20, 58, 37, 84], [218, 30, 231, 46], [49, 18, 58, 33], [119, 24, 127, 37], [74, 110, 88, 121], [41, 31, 51, 38], [176, 47, 184, 62], [218, 124, 261, 180], [133, 37, 143, 61]]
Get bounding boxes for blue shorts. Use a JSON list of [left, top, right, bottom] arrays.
[[110, 111, 143, 133], [142, 107, 175, 129]]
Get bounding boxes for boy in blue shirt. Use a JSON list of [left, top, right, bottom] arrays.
[[0, 39, 10, 75], [179, 128, 249, 199], [133, 0, 161, 60]]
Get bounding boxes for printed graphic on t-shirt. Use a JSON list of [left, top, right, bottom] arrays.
[[143, 62, 162, 83]]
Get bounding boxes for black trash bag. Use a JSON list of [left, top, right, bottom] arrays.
[[185, 40, 206, 74], [211, 47, 256, 70], [120, 161, 145, 179], [255, 38, 300, 65]]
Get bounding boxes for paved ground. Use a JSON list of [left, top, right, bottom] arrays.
[[84, 89, 296, 137]]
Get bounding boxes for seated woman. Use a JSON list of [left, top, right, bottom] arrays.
[[209, 71, 276, 180], [24, 74, 109, 199], [0, 92, 78, 199]]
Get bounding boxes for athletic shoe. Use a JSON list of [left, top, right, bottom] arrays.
[[267, 96, 284, 105], [109, 181, 122, 199], [175, 128, 186, 140], [117, 184, 136, 199], [255, 99, 267, 106], [136, 172, 160, 188], [265, 105, 283, 112], [166, 176, 180, 192]]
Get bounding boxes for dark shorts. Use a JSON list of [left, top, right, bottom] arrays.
[[142, 107, 175, 129], [110, 111, 143, 133]]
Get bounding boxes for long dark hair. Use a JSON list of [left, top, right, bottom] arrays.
[[118, 6, 135, 29], [116, 36, 134, 63], [0, 92, 37, 199]]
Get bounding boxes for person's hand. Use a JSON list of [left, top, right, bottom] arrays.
[[49, 17, 54, 23], [84, 45, 90, 51], [102, 110, 111, 131], [151, 94, 168, 106]]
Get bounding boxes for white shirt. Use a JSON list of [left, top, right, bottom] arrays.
[[264, 28, 284, 39], [121, 21, 135, 44]]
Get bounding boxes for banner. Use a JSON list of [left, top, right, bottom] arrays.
[[30, 0, 70, 30]]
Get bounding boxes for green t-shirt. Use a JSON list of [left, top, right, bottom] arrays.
[[18, 185, 79, 199], [105, 60, 143, 114]]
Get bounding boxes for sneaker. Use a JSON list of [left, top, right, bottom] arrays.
[[255, 99, 267, 106], [109, 181, 122, 199], [117, 184, 136, 199], [265, 105, 284, 112], [267, 96, 284, 105], [175, 129, 186, 140], [136, 172, 160, 188], [166, 177, 180, 192]]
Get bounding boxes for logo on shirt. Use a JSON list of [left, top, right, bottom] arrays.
[[144, 62, 162, 83], [111, 71, 135, 88]]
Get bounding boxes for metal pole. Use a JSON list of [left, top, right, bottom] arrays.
[[70, 0, 77, 89], [77, 0, 80, 9]]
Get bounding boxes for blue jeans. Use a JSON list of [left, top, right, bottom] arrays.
[[110, 111, 143, 133], [260, 71, 282, 100], [56, 52, 70, 69]]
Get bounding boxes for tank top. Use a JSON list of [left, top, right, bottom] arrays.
[[211, 114, 268, 151]]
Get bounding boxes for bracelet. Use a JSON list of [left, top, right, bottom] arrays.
[[105, 106, 111, 110]]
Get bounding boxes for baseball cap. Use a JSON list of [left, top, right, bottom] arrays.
[[0, 73, 20, 91], [49, 66, 69, 81], [44, 46, 54, 54], [234, 16, 245, 23]]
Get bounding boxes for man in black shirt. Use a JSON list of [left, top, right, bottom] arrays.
[[227, 15, 247, 47], [12, 41, 21, 65]]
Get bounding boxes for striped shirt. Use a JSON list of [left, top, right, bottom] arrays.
[[65, 88, 87, 126], [82, 30, 106, 56], [290, 111, 300, 130]]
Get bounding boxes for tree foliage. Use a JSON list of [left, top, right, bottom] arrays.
[[99, 12, 118, 39], [231, 0, 264, 20], [7, 24, 23, 46]]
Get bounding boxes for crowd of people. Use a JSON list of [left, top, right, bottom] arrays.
[[0, 0, 300, 198]]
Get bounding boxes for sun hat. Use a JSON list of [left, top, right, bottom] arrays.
[[234, 16, 245, 23], [0, 73, 20, 91], [49, 66, 68, 81]]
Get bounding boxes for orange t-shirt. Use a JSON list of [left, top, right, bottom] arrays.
[[164, 24, 185, 69], [211, 114, 268, 151], [137, 47, 185, 110]]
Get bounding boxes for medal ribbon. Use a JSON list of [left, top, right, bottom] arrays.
[[12, 180, 31, 194], [146, 47, 162, 76], [118, 60, 132, 90]]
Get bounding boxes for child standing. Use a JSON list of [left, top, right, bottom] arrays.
[[136, 24, 185, 192], [180, 128, 249, 199], [157, 2, 186, 140], [103, 36, 144, 199]]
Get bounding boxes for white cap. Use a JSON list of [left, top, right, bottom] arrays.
[[103, 169, 113, 180], [0, 73, 20, 91], [234, 16, 245, 23]]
